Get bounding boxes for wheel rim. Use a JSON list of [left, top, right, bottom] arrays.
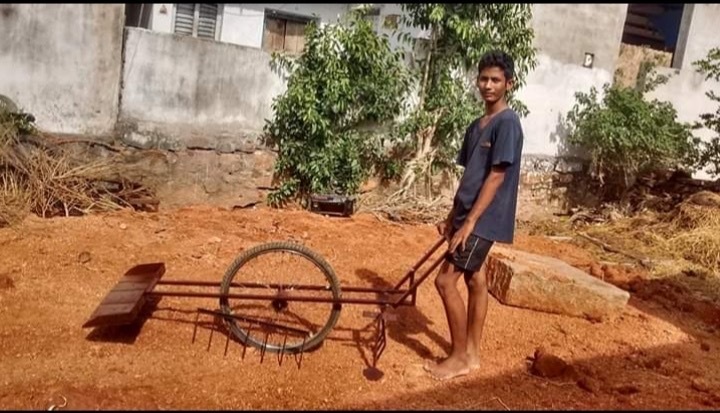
[[219, 243, 341, 353]]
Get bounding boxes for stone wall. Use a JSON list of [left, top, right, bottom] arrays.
[[517, 155, 595, 219], [78, 144, 277, 210]]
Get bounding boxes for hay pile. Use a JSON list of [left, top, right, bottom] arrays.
[[0, 99, 156, 227], [357, 190, 453, 224], [585, 191, 720, 274], [614, 43, 672, 88], [666, 191, 720, 270]]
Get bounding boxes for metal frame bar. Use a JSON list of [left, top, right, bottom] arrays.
[[147, 237, 447, 309]]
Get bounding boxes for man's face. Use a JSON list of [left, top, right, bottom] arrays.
[[476, 66, 513, 104]]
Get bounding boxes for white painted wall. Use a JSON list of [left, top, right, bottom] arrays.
[[515, 55, 614, 157], [0, 4, 125, 136], [676, 4, 720, 71], [649, 4, 720, 180], [120, 28, 287, 149], [150, 4, 174, 33], [220, 4, 265, 48], [515, 4, 627, 158], [150, 3, 349, 48], [221, 4, 348, 48]]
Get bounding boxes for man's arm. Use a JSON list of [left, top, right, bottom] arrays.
[[448, 165, 507, 253], [438, 208, 455, 241], [440, 123, 472, 241]]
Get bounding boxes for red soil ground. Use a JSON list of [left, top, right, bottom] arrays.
[[0, 205, 718, 409]]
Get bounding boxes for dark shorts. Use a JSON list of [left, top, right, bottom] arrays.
[[446, 233, 494, 273]]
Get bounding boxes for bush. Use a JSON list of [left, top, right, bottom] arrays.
[[263, 11, 410, 207], [565, 75, 697, 197]]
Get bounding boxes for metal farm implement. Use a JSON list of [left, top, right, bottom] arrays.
[[83, 237, 447, 369]]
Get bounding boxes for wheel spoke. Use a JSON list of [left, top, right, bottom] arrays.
[[218, 242, 342, 353]]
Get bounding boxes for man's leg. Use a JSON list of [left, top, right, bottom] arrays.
[[465, 263, 489, 370], [425, 259, 471, 380]]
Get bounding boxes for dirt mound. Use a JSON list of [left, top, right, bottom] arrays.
[[0, 273, 13, 289], [513, 234, 649, 285]]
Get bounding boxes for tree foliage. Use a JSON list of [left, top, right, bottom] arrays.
[[263, 10, 410, 206], [693, 47, 720, 177], [263, 4, 538, 205], [390, 4, 537, 195], [564, 70, 697, 195]]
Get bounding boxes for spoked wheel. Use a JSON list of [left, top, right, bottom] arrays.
[[219, 241, 342, 354]]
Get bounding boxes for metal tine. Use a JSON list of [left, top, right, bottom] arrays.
[[278, 332, 288, 367], [379, 319, 387, 366], [191, 310, 201, 344], [372, 317, 387, 367], [260, 331, 271, 364], [294, 336, 307, 369], [242, 321, 254, 361], [224, 327, 230, 357], [206, 314, 217, 352]]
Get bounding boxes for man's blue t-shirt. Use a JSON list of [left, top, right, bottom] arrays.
[[451, 108, 524, 244]]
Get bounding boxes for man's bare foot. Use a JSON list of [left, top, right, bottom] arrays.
[[467, 354, 481, 371], [426, 356, 470, 381], [423, 356, 447, 372]]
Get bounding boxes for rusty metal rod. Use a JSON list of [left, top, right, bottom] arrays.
[[392, 236, 445, 290], [147, 290, 413, 306], [390, 252, 447, 308], [156, 280, 407, 295]]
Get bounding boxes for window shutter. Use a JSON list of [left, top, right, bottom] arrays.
[[263, 16, 286, 52], [174, 3, 195, 36], [285, 21, 306, 54], [197, 4, 218, 39]]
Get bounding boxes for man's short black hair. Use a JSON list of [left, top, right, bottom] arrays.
[[478, 50, 515, 81]]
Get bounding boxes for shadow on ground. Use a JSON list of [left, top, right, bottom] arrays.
[[355, 268, 451, 360], [338, 338, 720, 410]]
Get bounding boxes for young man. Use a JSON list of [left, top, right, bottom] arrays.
[[425, 50, 524, 381]]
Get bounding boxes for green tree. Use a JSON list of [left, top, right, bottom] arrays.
[[693, 47, 720, 177], [263, 9, 410, 207], [390, 4, 537, 196], [564, 70, 697, 198]]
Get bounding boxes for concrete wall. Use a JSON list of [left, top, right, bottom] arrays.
[[674, 4, 719, 71], [119, 27, 286, 151], [649, 4, 720, 180], [148, 3, 348, 48], [529, 4, 628, 74], [221, 3, 348, 48], [515, 4, 628, 157], [149, 4, 173, 34], [0, 4, 124, 135], [122, 3, 632, 158]]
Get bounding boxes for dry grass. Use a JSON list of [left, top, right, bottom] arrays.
[[357, 189, 453, 224], [614, 43, 673, 88], [672, 229, 720, 270], [665, 192, 720, 271], [670, 197, 720, 229], [0, 168, 31, 226], [584, 191, 720, 276], [5, 145, 131, 217], [0, 116, 155, 227]]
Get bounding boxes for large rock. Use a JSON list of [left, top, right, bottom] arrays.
[[486, 246, 630, 321]]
